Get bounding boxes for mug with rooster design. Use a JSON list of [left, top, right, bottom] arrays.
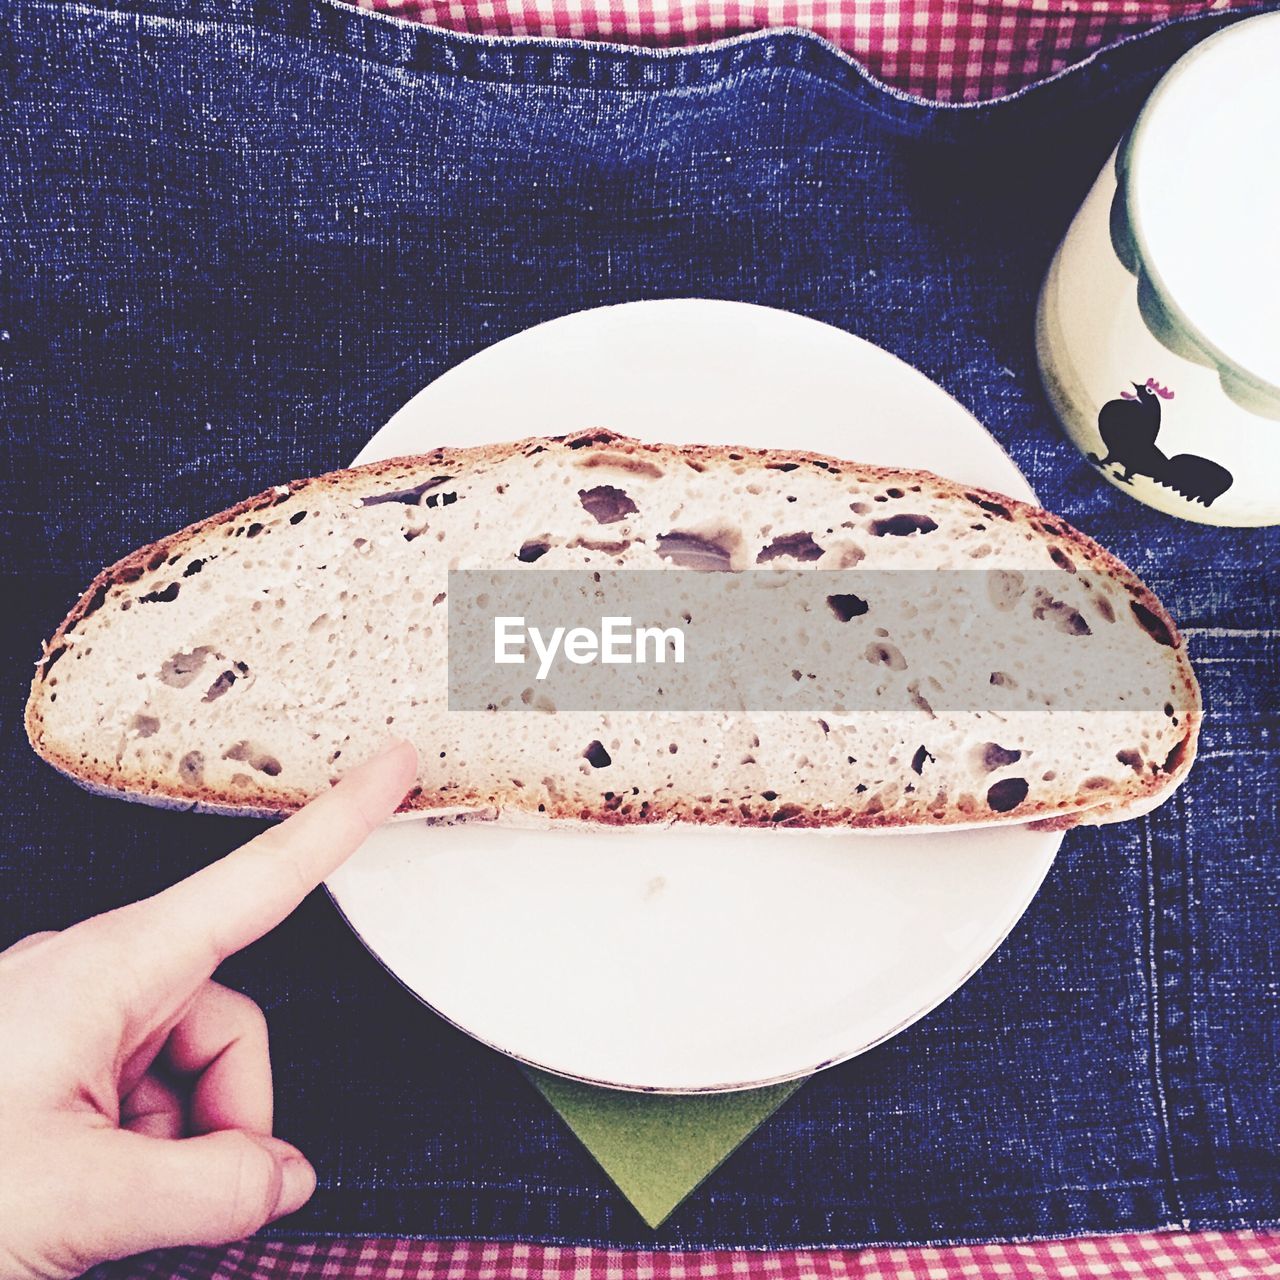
[[1036, 12, 1280, 527]]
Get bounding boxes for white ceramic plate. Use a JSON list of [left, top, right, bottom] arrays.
[[326, 300, 1061, 1093]]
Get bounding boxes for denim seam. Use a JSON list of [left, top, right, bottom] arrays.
[[262, 1219, 1280, 1247], [2, 1, 927, 130], [1155, 783, 1212, 1222], [6, 0, 1276, 127], [1141, 812, 1190, 1229]]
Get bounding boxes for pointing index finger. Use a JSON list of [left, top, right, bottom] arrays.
[[127, 739, 419, 982]]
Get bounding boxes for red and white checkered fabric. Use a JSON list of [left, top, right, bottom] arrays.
[[343, 0, 1254, 101], [98, 1231, 1280, 1279]]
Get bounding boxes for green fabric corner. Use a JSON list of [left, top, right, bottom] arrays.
[[525, 1068, 802, 1228]]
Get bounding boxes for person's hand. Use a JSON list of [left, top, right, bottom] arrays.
[[0, 740, 418, 1280]]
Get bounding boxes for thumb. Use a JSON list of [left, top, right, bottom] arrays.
[[76, 1129, 316, 1258]]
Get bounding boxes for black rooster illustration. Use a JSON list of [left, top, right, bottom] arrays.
[[1089, 378, 1233, 507]]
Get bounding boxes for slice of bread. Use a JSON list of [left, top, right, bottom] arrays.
[[25, 431, 1199, 830]]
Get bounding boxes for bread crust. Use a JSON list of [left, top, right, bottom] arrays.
[[25, 430, 1201, 830]]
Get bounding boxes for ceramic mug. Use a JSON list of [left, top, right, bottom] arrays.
[[1036, 12, 1280, 527]]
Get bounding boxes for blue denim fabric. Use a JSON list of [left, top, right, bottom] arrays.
[[1, 0, 1277, 1247]]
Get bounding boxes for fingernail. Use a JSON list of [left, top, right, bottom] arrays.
[[273, 1155, 317, 1220]]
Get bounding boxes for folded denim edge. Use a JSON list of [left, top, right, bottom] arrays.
[[4, 0, 1278, 132]]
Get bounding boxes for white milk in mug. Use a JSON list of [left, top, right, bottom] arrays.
[[1037, 11, 1280, 527]]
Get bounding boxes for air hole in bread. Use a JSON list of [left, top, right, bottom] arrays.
[[1032, 587, 1091, 636], [159, 647, 215, 688], [578, 485, 638, 525], [361, 476, 455, 507], [1116, 749, 1143, 772], [966, 494, 1011, 519], [655, 531, 735, 571], [224, 740, 283, 776], [183, 558, 209, 577], [569, 536, 631, 555], [988, 571, 1025, 611], [907, 680, 935, 717], [1162, 738, 1189, 774], [42, 644, 68, 678], [178, 751, 205, 785], [576, 451, 664, 478], [568, 430, 621, 451], [518, 539, 551, 563], [202, 669, 240, 702], [986, 777, 1028, 812], [757, 532, 824, 564], [289, 510, 308, 524], [1049, 546, 1076, 573], [1131, 601, 1175, 647], [828, 593, 869, 622], [976, 742, 1022, 772], [139, 582, 180, 605], [130, 714, 160, 738], [521, 688, 556, 714], [870, 513, 938, 537], [911, 745, 935, 775], [865, 642, 907, 671]]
